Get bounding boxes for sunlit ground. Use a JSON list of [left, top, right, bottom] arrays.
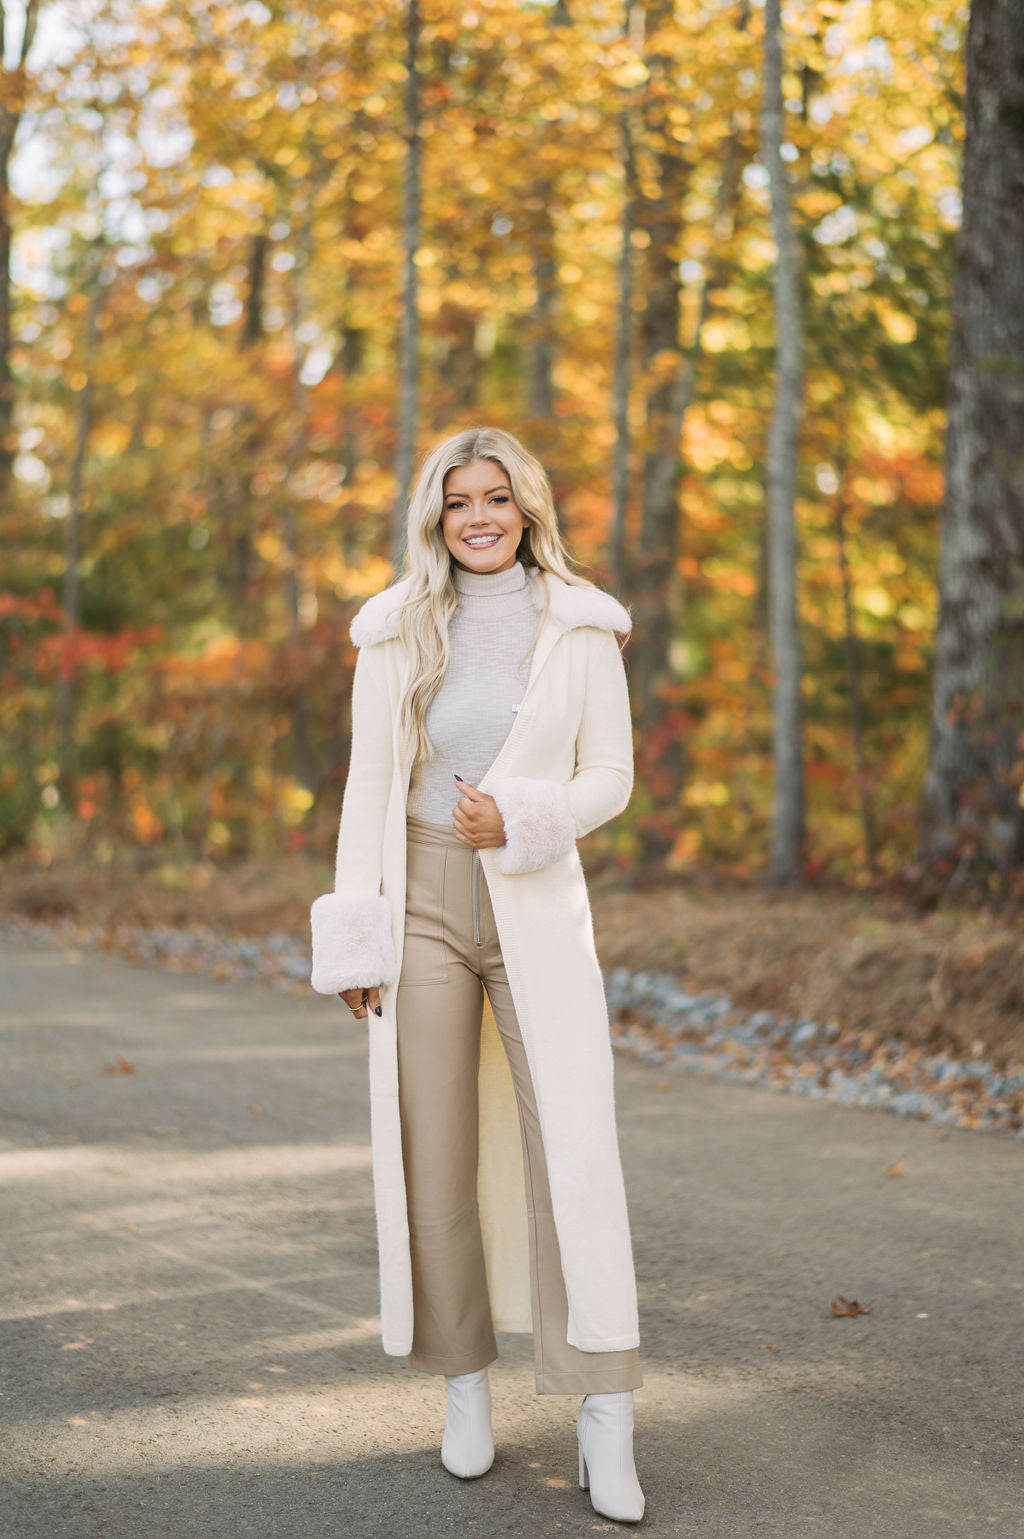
[[2, 938, 1021, 1538]]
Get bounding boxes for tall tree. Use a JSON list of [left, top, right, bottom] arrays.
[[631, 0, 689, 713], [393, 0, 422, 563], [762, 0, 805, 884], [56, 250, 104, 801], [608, 0, 640, 587], [921, 0, 1024, 880], [0, 0, 40, 506]]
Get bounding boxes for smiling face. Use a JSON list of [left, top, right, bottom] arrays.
[[440, 458, 530, 574]]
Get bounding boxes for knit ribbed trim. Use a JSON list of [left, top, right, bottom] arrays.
[[452, 559, 527, 597]]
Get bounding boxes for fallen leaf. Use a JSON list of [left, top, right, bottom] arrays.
[[831, 1296, 870, 1317], [103, 1056, 135, 1075], [885, 1160, 908, 1178]]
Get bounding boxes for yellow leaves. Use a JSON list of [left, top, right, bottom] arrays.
[[702, 317, 751, 355], [857, 585, 895, 618], [683, 781, 731, 808], [282, 783, 314, 825], [897, 604, 930, 633], [92, 422, 131, 458], [609, 59, 648, 91], [255, 531, 284, 564], [881, 309, 917, 343]]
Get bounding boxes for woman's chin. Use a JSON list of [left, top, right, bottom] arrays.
[[453, 545, 516, 573]]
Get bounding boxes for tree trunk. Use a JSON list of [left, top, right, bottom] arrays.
[[57, 257, 103, 802], [523, 0, 573, 430], [526, 188, 556, 422], [241, 229, 267, 348], [630, 1, 749, 718], [0, 0, 40, 507], [392, 0, 421, 565], [628, 0, 689, 727], [285, 210, 314, 792], [920, 0, 1024, 883], [608, 0, 640, 587], [762, 0, 805, 885], [833, 392, 878, 872]]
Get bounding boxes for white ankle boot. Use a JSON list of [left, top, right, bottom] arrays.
[[577, 1390, 645, 1522], [440, 1368, 494, 1479]]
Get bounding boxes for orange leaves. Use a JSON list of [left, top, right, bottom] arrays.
[[831, 1296, 871, 1318], [103, 1055, 135, 1075]]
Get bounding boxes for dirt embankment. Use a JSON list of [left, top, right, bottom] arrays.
[[3, 851, 1023, 1065]]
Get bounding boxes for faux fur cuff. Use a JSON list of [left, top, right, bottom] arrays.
[[310, 890, 398, 995], [490, 777, 577, 875]]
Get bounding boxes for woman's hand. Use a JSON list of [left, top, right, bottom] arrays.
[[452, 775, 507, 849], [339, 985, 382, 1019]]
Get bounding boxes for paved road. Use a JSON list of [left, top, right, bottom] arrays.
[[0, 936, 1021, 1539]]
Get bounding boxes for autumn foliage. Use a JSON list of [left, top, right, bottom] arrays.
[[2, 0, 970, 883]]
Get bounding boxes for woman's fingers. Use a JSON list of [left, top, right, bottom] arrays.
[[337, 985, 383, 1018]]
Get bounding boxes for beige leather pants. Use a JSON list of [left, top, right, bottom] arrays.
[[396, 813, 643, 1395]]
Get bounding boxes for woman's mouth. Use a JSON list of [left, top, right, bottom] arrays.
[[463, 533, 502, 548]]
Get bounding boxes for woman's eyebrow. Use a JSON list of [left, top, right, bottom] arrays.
[[444, 485, 511, 499]]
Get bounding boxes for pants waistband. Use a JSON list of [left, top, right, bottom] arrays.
[[406, 812, 466, 850]]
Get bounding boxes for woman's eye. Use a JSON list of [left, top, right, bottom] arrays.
[[489, 495, 509, 505]]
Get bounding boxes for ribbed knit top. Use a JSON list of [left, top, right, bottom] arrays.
[[406, 560, 540, 826]]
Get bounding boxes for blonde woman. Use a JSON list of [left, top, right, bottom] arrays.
[[310, 426, 645, 1523]]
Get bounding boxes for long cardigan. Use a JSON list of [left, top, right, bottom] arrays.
[[310, 565, 640, 1355]]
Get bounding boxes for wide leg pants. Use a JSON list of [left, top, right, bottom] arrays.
[[396, 813, 643, 1395]]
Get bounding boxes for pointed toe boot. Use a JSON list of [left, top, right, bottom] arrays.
[[577, 1390, 645, 1523], [440, 1368, 494, 1479]]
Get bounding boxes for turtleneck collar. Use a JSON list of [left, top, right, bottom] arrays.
[[452, 559, 528, 597]]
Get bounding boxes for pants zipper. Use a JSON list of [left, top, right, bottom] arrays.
[[471, 849, 482, 946]]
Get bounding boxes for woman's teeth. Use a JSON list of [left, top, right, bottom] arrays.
[[465, 534, 500, 546]]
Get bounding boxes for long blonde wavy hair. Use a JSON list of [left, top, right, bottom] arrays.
[[394, 426, 596, 763]]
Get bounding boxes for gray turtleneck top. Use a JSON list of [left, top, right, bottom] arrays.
[[406, 560, 540, 826]]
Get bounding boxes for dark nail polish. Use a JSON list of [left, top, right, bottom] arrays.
[[374, 1005, 382, 1016], [454, 773, 464, 781]]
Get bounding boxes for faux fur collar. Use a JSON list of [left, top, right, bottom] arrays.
[[350, 567, 631, 647]]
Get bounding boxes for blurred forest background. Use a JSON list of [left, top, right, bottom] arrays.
[[2, 0, 1023, 932]]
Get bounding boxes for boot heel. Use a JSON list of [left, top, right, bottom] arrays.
[[576, 1390, 645, 1522]]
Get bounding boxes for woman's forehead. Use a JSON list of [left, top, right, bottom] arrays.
[[444, 458, 511, 493]]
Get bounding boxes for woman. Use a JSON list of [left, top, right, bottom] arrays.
[[310, 426, 645, 1523]]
